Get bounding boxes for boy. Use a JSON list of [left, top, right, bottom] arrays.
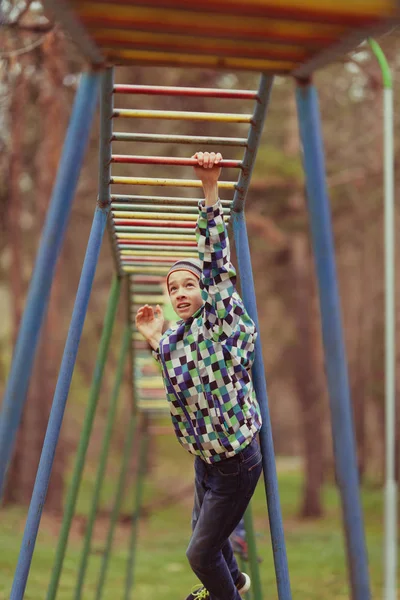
[[135, 151, 262, 600]]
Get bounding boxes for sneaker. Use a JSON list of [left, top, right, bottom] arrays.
[[236, 572, 251, 594], [185, 585, 210, 600]]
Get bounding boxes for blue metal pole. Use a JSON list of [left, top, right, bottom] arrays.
[[295, 81, 370, 600], [232, 212, 292, 600], [0, 71, 100, 495], [231, 72, 291, 600], [10, 202, 110, 600], [232, 74, 273, 213]]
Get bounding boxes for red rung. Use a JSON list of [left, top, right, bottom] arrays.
[[115, 219, 195, 228], [123, 256, 178, 263], [111, 155, 242, 167], [120, 239, 196, 247], [113, 84, 257, 100]]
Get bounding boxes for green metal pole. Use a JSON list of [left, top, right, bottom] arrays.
[[368, 39, 397, 600], [124, 416, 150, 600], [243, 505, 262, 600], [74, 324, 131, 600], [46, 276, 121, 600], [238, 554, 252, 600], [95, 409, 138, 600]]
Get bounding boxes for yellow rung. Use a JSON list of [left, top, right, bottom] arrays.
[[113, 108, 252, 123], [116, 233, 194, 241], [138, 380, 165, 389], [121, 249, 198, 257], [111, 177, 236, 188], [133, 332, 146, 341], [136, 400, 168, 411], [131, 294, 165, 304]]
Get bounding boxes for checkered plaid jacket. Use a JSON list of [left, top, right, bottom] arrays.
[[154, 199, 262, 463]]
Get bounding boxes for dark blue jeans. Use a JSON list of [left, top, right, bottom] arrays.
[[186, 437, 263, 600]]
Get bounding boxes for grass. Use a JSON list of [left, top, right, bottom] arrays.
[[0, 454, 395, 600]]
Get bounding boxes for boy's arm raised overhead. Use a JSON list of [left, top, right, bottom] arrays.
[[193, 152, 256, 345]]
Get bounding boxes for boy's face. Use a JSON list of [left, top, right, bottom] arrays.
[[168, 270, 203, 320]]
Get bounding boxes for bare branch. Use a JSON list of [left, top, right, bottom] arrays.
[[13, 0, 34, 24], [4, 21, 54, 34]]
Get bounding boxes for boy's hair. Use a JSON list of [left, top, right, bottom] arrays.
[[166, 259, 202, 290]]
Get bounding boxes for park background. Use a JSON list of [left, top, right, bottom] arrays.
[[0, 2, 400, 599]]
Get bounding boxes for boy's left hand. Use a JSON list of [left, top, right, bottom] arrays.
[[192, 152, 222, 186]]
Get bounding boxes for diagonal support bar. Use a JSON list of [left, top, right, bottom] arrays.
[[124, 415, 150, 600], [74, 324, 131, 600], [232, 74, 273, 212], [46, 276, 121, 600], [0, 72, 100, 496], [10, 201, 110, 600], [243, 504, 263, 600], [232, 72, 291, 600], [233, 211, 292, 600], [95, 411, 138, 600], [295, 81, 370, 600]]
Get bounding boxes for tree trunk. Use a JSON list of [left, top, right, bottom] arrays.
[[4, 32, 68, 510], [3, 70, 27, 505], [289, 233, 325, 517], [34, 32, 68, 512]]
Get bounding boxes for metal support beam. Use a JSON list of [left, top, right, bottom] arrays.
[[232, 211, 292, 600], [243, 505, 263, 600], [95, 411, 139, 600], [10, 196, 111, 600], [124, 415, 150, 600], [0, 72, 100, 496], [74, 324, 131, 600], [232, 74, 273, 212], [46, 276, 121, 600], [368, 38, 397, 600], [295, 81, 370, 600]]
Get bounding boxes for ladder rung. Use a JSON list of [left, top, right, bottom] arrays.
[[115, 221, 195, 230], [110, 177, 236, 188], [113, 85, 258, 100], [121, 244, 195, 252], [111, 203, 230, 214], [111, 194, 232, 206], [113, 212, 198, 222], [130, 275, 165, 283], [117, 228, 195, 236], [113, 109, 253, 123], [113, 213, 229, 225], [136, 401, 168, 411], [125, 256, 187, 264], [124, 266, 170, 274], [130, 284, 166, 292], [122, 239, 196, 247], [111, 155, 242, 168], [131, 294, 165, 303], [122, 249, 197, 257], [124, 257, 177, 265], [118, 233, 193, 241], [112, 133, 248, 146]]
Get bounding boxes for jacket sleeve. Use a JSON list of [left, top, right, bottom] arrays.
[[196, 199, 256, 347]]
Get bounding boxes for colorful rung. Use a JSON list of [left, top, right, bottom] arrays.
[[109, 79, 266, 417], [130, 274, 170, 414]]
